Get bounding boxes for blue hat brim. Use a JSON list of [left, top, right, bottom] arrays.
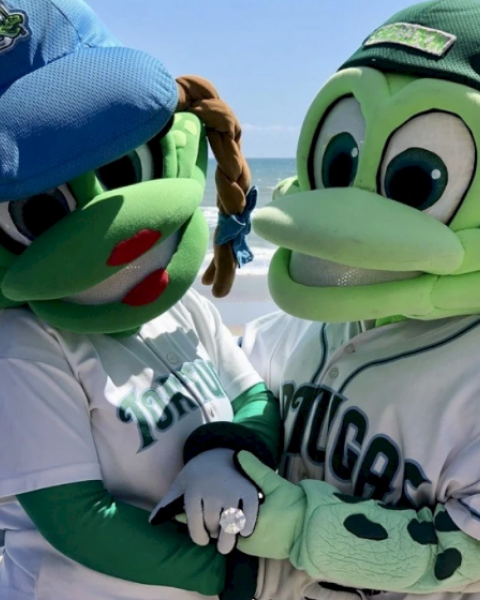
[[0, 46, 179, 202]]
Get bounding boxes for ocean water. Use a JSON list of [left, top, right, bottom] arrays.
[[201, 158, 296, 275]]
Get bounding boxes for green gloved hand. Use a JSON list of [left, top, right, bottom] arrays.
[[235, 451, 307, 559]]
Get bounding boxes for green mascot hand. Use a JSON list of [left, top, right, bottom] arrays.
[[234, 451, 307, 559], [233, 456, 480, 594]]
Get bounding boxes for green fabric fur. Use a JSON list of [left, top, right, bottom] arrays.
[[253, 68, 480, 324], [375, 315, 408, 327], [254, 189, 463, 271], [26, 209, 209, 334], [3, 180, 204, 302], [272, 176, 300, 200], [0, 113, 211, 335], [17, 481, 225, 595], [236, 452, 480, 595]]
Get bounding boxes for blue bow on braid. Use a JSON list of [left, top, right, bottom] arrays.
[[215, 186, 258, 268]]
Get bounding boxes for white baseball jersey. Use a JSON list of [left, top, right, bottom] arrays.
[[242, 311, 480, 600], [0, 289, 261, 600]]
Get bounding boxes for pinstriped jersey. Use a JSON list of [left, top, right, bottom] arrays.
[[242, 313, 480, 545], [0, 289, 262, 600]]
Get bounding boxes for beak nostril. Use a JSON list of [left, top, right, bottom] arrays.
[[107, 229, 162, 267]]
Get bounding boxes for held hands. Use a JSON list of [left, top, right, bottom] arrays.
[[151, 449, 308, 560], [150, 449, 260, 554], [234, 451, 307, 560]]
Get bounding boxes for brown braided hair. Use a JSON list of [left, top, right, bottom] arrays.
[[176, 75, 252, 298]]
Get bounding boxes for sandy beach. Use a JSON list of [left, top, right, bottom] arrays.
[[193, 273, 278, 336]]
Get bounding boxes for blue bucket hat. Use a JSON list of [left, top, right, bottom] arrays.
[[0, 0, 178, 202]]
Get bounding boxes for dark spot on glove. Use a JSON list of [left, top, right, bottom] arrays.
[[434, 511, 460, 533], [344, 515, 388, 541], [407, 520, 438, 545], [435, 549, 462, 580], [334, 493, 368, 504]]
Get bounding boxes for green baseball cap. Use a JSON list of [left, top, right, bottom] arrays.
[[341, 0, 480, 91]]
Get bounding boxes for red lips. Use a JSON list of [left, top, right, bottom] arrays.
[[122, 269, 170, 307], [107, 229, 170, 307], [108, 229, 162, 267]]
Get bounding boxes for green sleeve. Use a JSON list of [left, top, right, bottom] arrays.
[[17, 480, 225, 595], [183, 384, 282, 469], [232, 383, 282, 466]]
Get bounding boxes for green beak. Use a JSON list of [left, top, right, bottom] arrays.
[[253, 189, 464, 275]]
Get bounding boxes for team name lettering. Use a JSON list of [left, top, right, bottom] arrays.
[[118, 360, 227, 452], [282, 382, 431, 507]]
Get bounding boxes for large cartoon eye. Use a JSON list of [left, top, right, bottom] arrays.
[[96, 140, 163, 191], [309, 97, 366, 189], [379, 112, 476, 223], [0, 185, 77, 252]]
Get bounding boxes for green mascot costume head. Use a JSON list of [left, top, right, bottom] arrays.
[[211, 6, 480, 599], [0, 5, 279, 600], [0, 0, 253, 336], [254, 0, 480, 323]]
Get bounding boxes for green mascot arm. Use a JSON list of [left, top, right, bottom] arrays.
[[17, 480, 226, 595], [183, 384, 282, 469], [236, 452, 480, 595], [272, 176, 300, 201]]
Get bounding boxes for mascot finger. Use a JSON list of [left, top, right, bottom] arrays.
[[235, 451, 284, 497]]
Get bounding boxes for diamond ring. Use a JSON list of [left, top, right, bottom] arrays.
[[220, 507, 247, 534]]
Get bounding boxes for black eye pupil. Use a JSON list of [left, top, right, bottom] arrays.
[[327, 153, 355, 187], [322, 133, 359, 188], [23, 194, 69, 238], [6, 189, 72, 248], [96, 153, 141, 191], [386, 166, 434, 208], [383, 148, 448, 211]]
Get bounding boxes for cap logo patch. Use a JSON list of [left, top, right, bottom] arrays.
[[0, 2, 30, 54], [364, 23, 456, 57]]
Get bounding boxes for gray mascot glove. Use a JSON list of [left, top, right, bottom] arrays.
[[150, 448, 259, 554]]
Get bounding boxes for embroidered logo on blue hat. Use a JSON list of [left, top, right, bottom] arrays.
[[0, 0, 178, 202], [0, 1, 29, 54]]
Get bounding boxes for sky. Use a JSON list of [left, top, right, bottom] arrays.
[[88, 0, 415, 158]]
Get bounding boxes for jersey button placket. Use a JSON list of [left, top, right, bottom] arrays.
[[166, 353, 179, 365], [329, 367, 339, 379]]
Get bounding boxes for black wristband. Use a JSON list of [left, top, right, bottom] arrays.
[[220, 551, 259, 600], [183, 422, 276, 469]]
